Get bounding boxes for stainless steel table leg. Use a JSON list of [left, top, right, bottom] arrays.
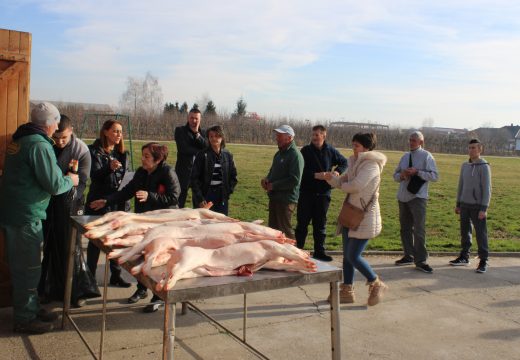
[[99, 254, 110, 360], [181, 302, 187, 315], [62, 224, 78, 329], [163, 299, 176, 360], [243, 292, 247, 341], [330, 281, 341, 360]]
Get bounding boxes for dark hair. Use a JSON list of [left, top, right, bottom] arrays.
[[100, 119, 125, 154], [141, 142, 168, 163], [469, 138, 481, 145], [57, 114, 72, 132], [312, 124, 326, 132], [352, 132, 377, 151], [206, 125, 226, 148], [189, 108, 201, 115]]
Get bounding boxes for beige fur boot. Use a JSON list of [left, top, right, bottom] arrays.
[[367, 276, 388, 306], [339, 284, 355, 304]]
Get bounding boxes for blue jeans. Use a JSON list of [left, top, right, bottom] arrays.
[[342, 227, 377, 285], [205, 186, 228, 215]]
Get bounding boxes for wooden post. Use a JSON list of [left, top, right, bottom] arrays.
[[0, 28, 32, 307]]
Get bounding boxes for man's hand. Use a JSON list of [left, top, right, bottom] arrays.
[[67, 172, 79, 186], [478, 211, 487, 220], [261, 178, 269, 190], [89, 199, 107, 211], [455, 207, 461, 214], [136, 190, 148, 203]]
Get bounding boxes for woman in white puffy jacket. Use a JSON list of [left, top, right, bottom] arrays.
[[324, 132, 388, 306]]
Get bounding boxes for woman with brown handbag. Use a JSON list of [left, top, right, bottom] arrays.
[[323, 132, 388, 306]]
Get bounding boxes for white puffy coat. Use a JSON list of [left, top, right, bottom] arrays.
[[328, 151, 387, 239]]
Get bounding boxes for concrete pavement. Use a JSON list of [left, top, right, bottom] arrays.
[[1, 255, 519, 360]]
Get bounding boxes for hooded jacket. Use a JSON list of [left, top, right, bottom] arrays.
[[456, 158, 491, 211], [0, 123, 73, 226], [328, 151, 387, 240]]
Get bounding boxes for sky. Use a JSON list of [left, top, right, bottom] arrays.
[[2, 0, 520, 129]]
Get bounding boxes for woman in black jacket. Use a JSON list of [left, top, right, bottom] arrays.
[[85, 120, 131, 288], [191, 125, 237, 215], [90, 142, 181, 312]]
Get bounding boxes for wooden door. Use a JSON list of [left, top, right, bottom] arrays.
[[0, 28, 32, 307]]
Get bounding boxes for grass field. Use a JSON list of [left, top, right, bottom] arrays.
[[109, 140, 520, 252]]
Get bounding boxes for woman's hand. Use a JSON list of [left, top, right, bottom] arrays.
[[136, 190, 149, 202], [90, 199, 107, 211], [109, 158, 122, 171]]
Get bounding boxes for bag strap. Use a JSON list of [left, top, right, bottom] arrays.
[[357, 176, 381, 213], [408, 153, 413, 167]]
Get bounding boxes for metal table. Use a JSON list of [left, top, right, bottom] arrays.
[[63, 215, 342, 360]]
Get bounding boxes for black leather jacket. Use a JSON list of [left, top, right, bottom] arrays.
[[85, 139, 130, 215], [174, 123, 207, 188], [105, 162, 181, 213], [190, 148, 238, 206]]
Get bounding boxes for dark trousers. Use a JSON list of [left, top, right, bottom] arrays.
[[460, 206, 489, 260], [295, 192, 331, 253], [178, 174, 197, 209], [205, 186, 228, 215], [268, 200, 296, 240], [398, 198, 428, 264], [87, 241, 122, 279], [3, 221, 43, 324]]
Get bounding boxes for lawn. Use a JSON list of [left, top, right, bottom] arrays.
[[101, 140, 520, 252]]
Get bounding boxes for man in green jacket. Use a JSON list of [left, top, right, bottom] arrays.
[[0, 102, 79, 334], [261, 125, 304, 239]]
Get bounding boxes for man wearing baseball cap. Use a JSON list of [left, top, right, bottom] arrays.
[[0, 102, 79, 334], [261, 124, 304, 239]]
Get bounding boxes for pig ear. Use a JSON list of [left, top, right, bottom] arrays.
[[252, 219, 264, 224]]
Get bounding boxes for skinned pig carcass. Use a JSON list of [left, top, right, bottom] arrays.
[[84, 208, 237, 241], [156, 240, 317, 290]]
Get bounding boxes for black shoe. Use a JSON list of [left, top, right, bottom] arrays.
[[143, 302, 162, 313], [37, 309, 59, 322], [313, 252, 333, 262], [449, 256, 470, 266], [73, 298, 87, 308], [110, 276, 132, 288], [395, 256, 414, 266], [128, 289, 148, 304], [14, 319, 54, 334], [476, 259, 488, 273], [415, 263, 433, 273]]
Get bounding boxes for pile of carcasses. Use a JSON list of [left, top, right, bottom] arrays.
[[84, 208, 317, 290]]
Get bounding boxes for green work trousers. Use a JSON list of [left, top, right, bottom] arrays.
[[3, 221, 43, 324]]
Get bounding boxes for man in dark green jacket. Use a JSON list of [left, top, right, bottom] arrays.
[[261, 125, 304, 239], [0, 102, 79, 334]]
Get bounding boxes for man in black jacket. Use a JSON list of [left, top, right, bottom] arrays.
[[174, 109, 207, 208], [295, 125, 348, 261]]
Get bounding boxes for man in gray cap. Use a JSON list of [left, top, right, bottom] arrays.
[[0, 102, 79, 334], [261, 124, 304, 239]]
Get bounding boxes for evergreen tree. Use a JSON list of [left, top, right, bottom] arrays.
[[204, 100, 217, 116], [233, 97, 247, 117], [179, 102, 188, 114]]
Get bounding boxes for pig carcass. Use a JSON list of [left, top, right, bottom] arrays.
[[156, 240, 317, 290]]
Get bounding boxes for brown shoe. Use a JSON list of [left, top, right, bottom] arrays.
[[327, 284, 355, 304], [367, 276, 388, 306], [339, 284, 355, 304]]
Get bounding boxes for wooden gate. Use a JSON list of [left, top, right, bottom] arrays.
[[0, 28, 32, 307]]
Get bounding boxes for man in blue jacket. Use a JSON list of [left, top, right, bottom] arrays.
[[295, 125, 347, 261], [0, 102, 79, 334]]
